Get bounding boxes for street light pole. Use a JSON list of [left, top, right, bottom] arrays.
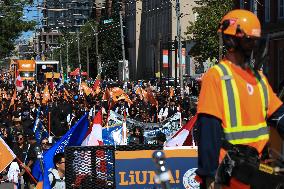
[[66, 40, 69, 79], [77, 28, 81, 71], [87, 46, 89, 78], [77, 28, 82, 91], [95, 24, 101, 75], [60, 46, 63, 73], [176, 0, 184, 97], [119, 11, 127, 81], [87, 21, 101, 75]]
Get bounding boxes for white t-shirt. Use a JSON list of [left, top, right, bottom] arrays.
[[48, 168, 65, 189]]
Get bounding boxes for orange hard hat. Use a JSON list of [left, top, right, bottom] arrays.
[[218, 9, 261, 38]]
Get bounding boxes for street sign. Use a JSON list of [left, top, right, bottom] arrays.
[[103, 19, 113, 24]]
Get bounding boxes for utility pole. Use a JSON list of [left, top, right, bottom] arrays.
[[158, 33, 162, 81], [175, 36, 178, 87], [176, 0, 184, 97], [88, 22, 101, 75], [77, 28, 81, 91], [77, 29, 81, 71], [66, 40, 69, 79], [60, 46, 62, 73], [36, 0, 40, 56], [119, 11, 128, 81], [95, 24, 101, 75], [87, 46, 89, 78]]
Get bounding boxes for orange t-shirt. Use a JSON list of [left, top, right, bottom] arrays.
[[198, 60, 282, 124]]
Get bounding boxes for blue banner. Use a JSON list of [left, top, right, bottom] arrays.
[[32, 114, 89, 189], [115, 149, 199, 189]]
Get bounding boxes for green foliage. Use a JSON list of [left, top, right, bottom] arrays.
[[97, 0, 122, 79], [0, 0, 36, 59], [185, 0, 234, 63], [53, 0, 123, 79]]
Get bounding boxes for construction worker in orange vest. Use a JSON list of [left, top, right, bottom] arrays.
[[196, 9, 284, 189]]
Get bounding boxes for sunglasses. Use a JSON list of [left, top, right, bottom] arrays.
[[41, 142, 48, 145]]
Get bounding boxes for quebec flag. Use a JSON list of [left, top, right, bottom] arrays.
[[32, 114, 89, 189]]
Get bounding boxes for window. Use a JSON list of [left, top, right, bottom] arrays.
[[240, 0, 244, 8], [265, 0, 270, 22], [279, 0, 284, 18]]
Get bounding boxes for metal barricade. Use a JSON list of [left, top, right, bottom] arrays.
[[65, 145, 162, 189]]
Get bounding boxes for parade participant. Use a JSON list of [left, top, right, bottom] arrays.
[[12, 133, 35, 188], [155, 132, 167, 145], [129, 126, 145, 144], [48, 153, 65, 189], [41, 137, 51, 153], [196, 9, 284, 188]]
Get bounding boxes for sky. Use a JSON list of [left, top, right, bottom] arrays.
[[20, 1, 43, 42]]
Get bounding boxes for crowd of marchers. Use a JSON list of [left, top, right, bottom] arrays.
[[0, 69, 200, 188]]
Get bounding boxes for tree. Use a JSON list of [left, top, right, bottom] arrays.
[[52, 22, 99, 78], [53, 1, 123, 80], [97, 0, 123, 80], [0, 0, 36, 59], [185, 0, 234, 64]]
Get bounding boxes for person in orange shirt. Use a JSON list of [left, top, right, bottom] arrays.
[[196, 9, 284, 188]]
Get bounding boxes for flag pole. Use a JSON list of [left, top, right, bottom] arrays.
[[122, 109, 127, 145], [106, 103, 110, 130], [16, 157, 38, 184], [48, 112, 51, 136]]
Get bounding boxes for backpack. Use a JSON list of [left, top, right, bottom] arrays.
[[49, 171, 57, 188]]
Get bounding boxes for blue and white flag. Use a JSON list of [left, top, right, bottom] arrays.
[[33, 107, 48, 144], [32, 114, 89, 189], [34, 120, 49, 144], [102, 126, 123, 145]]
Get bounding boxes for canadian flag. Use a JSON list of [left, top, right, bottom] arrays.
[[165, 115, 198, 147], [15, 71, 23, 87], [77, 110, 105, 187], [82, 110, 103, 146]]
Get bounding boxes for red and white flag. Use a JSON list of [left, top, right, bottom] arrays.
[[165, 115, 198, 147], [15, 71, 24, 91], [82, 110, 103, 146]]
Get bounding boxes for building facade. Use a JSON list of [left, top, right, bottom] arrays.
[[125, 0, 197, 80], [38, 0, 94, 57], [236, 0, 284, 91]]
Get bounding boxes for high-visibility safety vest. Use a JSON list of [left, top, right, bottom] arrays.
[[214, 62, 269, 152]]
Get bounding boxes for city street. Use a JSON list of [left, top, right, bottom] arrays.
[[1, 0, 284, 189]]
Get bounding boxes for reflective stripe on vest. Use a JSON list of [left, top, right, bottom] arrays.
[[252, 70, 269, 119], [214, 63, 269, 145], [214, 64, 242, 128]]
